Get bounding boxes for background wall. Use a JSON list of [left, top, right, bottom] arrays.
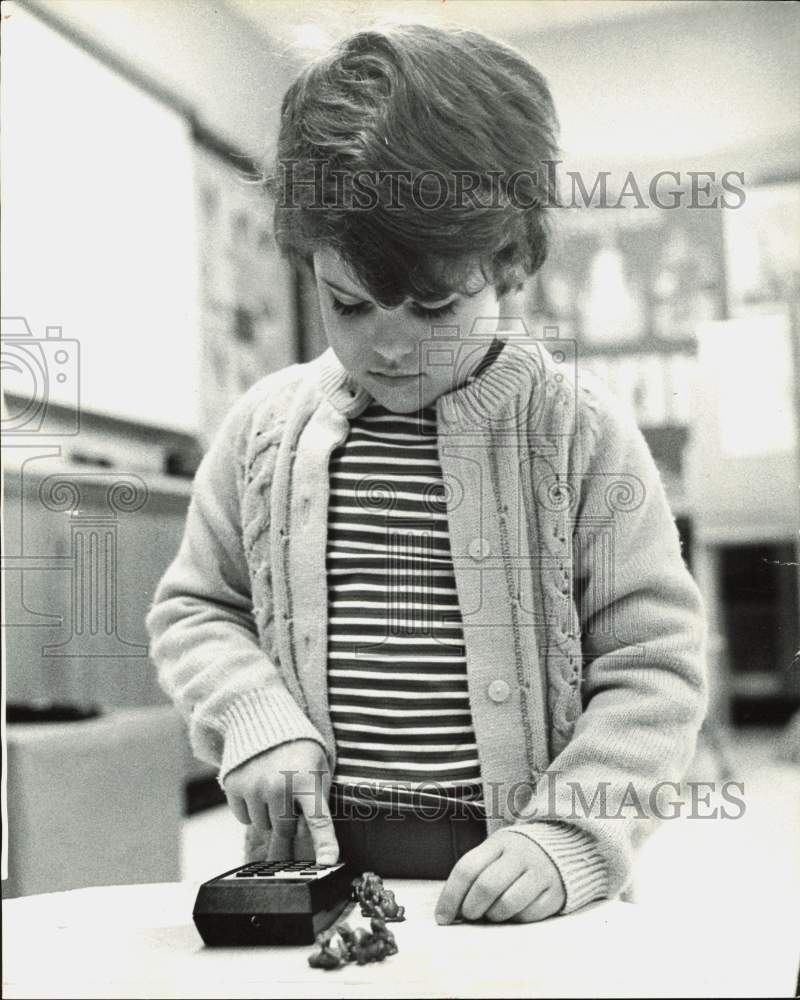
[[29, 0, 800, 180], [24, 0, 302, 161], [517, 0, 800, 178]]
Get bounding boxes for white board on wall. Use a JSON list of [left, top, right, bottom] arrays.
[[1, 5, 201, 434], [686, 312, 800, 543]]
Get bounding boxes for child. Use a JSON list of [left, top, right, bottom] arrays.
[[146, 22, 707, 925]]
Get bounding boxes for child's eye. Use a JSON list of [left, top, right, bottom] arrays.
[[330, 293, 456, 320], [331, 295, 371, 317], [408, 301, 457, 319]]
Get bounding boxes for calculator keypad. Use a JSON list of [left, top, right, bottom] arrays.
[[222, 861, 341, 881]]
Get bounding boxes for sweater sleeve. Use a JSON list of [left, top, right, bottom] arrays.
[[511, 381, 709, 905], [144, 385, 327, 784]]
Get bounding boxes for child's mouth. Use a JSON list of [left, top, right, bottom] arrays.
[[368, 371, 422, 384]]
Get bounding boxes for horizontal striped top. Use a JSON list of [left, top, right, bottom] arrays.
[[325, 339, 506, 812]]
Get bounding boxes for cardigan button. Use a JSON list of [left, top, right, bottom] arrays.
[[468, 537, 491, 561], [487, 679, 511, 703]]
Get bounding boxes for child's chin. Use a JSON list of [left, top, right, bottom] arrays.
[[378, 393, 434, 415], [380, 398, 429, 414], [368, 379, 436, 413]]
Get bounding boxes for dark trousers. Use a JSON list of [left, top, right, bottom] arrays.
[[329, 788, 488, 879]]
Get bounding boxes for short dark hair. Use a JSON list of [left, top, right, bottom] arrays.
[[264, 22, 560, 304]]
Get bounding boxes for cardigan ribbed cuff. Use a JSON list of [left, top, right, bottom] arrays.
[[216, 687, 329, 786], [501, 821, 610, 915]]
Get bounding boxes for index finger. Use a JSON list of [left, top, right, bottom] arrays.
[[434, 838, 504, 925], [297, 788, 340, 866]]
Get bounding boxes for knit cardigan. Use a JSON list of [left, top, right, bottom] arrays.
[[145, 337, 708, 914]]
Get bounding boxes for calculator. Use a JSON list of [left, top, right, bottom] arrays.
[[192, 860, 358, 946]]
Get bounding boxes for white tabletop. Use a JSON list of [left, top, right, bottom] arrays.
[[3, 879, 798, 998]]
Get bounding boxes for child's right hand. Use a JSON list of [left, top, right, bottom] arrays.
[[222, 739, 339, 865]]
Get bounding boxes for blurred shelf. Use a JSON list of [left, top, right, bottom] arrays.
[[576, 338, 698, 358], [731, 673, 785, 698]]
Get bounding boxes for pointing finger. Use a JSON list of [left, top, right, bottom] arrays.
[[297, 788, 339, 866]]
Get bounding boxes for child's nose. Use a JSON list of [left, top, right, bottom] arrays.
[[371, 316, 421, 371], [370, 348, 421, 375]]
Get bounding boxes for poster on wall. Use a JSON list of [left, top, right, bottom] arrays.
[[194, 144, 299, 447], [697, 313, 797, 460], [518, 191, 727, 444], [524, 194, 726, 349], [722, 181, 800, 317]]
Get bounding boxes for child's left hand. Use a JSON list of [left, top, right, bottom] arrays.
[[434, 830, 566, 924]]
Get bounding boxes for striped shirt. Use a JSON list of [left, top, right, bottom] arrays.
[[326, 339, 505, 813]]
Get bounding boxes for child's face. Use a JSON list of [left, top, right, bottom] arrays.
[[313, 247, 502, 412]]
